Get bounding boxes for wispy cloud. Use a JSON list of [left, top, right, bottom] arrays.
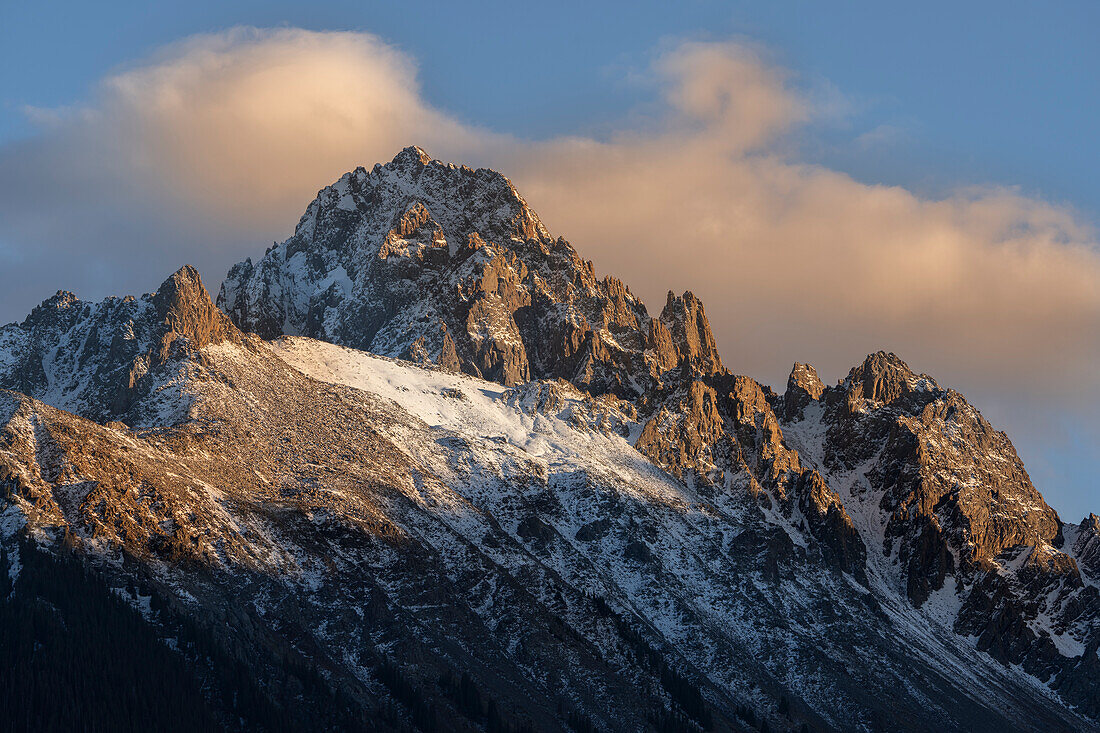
[[853, 123, 910, 150]]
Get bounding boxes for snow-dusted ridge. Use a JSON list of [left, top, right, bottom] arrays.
[[2, 146, 1099, 732], [262, 334, 1099, 730], [266, 337, 693, 512]]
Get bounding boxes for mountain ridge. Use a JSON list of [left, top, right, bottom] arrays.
[[1, 147, 1097, 732]]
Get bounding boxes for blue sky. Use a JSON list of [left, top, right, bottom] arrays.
[[0, 1, 1097, 519]]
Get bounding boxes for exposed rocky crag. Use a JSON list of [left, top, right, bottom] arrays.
[[217, 146, 721, 397], [1071, 513, 1100, 580], [777, 351, 1100, 719], [1, 148, 1098, 732], [0, 265, 243, 426]]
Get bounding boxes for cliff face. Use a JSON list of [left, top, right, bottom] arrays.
[[218, 146, 721, 397], [1072, 514, 1100, 580], [1, 148, 1098, 732], [0, 265, 242, 426], [776, 351, 1100, 715]]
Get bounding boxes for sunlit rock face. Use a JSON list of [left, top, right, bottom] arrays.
[[219, 145, 718, 396], [0, 148, 1098, 731], [0, 265, 242, 426]]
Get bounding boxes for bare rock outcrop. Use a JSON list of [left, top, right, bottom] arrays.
[[151, 265, 240, 363], [781, 362, 825, 421], [843, 350, 937, 412], [796, 469, 867, 581], [635, 379, 730, 485], [1071, 513, 1100, 581], [658, 290, 724, 375], [0, 265, 241, 425], [217, 147, 700, 397]]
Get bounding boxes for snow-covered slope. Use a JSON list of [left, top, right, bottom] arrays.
[[269, 337, 665, 498], [262, 335, 1096, 732]]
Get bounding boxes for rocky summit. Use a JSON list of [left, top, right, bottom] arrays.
[[1, 148, 1098, 733], [217, 146, 721, 396]]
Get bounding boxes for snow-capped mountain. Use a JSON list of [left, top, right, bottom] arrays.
[[217, 145, 721, 395], [1, 148, 1097, 732]]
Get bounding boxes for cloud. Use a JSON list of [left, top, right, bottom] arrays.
[[853, 123, 909, 150], [651, 40, 808, 150], [95, 28, 494, 227], [0, 28, 499, 311], [490, 44, 1100, 402], [1, 28, 1098, 487]]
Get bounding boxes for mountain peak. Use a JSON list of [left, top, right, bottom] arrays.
[[861, 350, 912, 375], [0, 264, 244, 424], [304, 146, 549, 247], [152, 265, 237, 356], [781, 362, 825, 420], [17, 289, 81, 331], [390, 144, 433, 168], [658, 291, 724, 375], [845, 350, 937, 406], [43, 289, 79, 309], [788, 362, 824, 397], [219, 148, 672, 393], [152, 265, 204, 310]]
